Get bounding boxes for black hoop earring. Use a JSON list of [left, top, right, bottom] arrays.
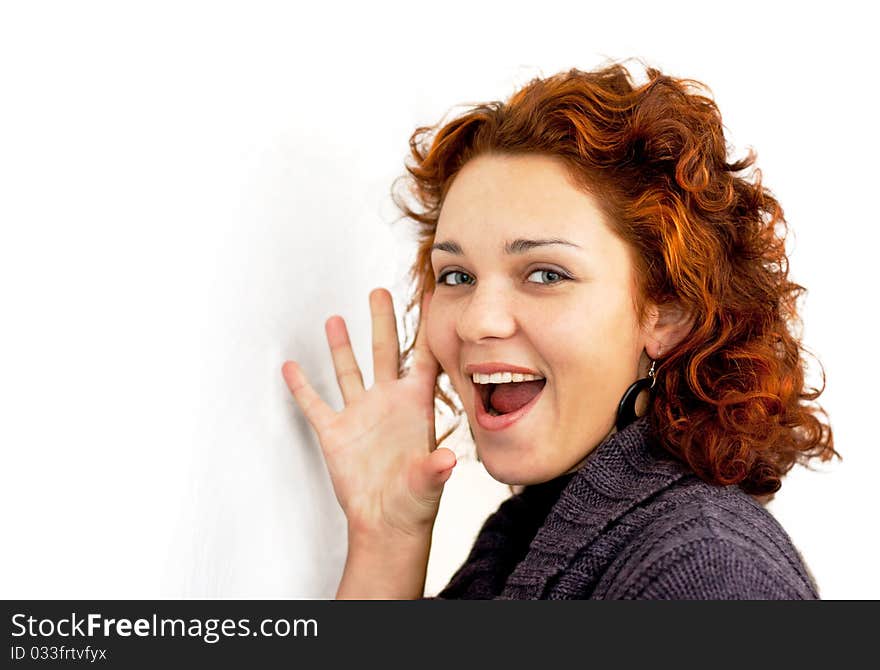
[[616, 358, 657, 432]]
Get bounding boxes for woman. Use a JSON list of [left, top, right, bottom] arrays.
[[281, 58, 837, 599]]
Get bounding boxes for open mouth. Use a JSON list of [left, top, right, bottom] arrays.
[[474, 378, 548, 416]]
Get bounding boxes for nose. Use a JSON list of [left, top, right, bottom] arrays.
[[455, 279, 518, 342]]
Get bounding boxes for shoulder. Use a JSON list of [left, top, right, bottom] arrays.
[[588, 477, 820, 599]]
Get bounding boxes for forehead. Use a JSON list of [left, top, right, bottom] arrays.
[[435, 153, 609, 244]]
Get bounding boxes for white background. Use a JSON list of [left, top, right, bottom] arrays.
[[1, 0, 876, 599]]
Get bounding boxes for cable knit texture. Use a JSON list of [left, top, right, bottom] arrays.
[[430, 416, 819, 600]]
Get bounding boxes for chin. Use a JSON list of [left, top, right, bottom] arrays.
[[478, 452, 557, 487]]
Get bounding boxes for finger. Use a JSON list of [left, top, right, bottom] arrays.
[[281, 361, 337, 435], [370, 288, 401, 384], [411, 290, 440, 380], [325, 316, 366, 405]]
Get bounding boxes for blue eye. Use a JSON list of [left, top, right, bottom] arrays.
[[437, 270, 473, 286], [526, 269, 568, 285], [436, 268, 571, 286]]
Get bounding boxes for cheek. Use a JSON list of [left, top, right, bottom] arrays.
[[559, 288, 638, 339], [425, 308, 458, 366], [533, 297, 637, 372]]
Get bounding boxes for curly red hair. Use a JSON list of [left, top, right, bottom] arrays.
[[390, 57, 837, 499]]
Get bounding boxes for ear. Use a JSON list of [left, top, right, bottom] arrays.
[[643, 300, 695, 358]]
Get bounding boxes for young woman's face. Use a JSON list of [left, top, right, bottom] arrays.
[[426, 153, 653, 486]]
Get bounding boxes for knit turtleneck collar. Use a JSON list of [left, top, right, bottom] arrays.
[[497, 414, 691, 599]]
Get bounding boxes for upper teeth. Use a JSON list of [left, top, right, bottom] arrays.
[[472, 372, 545, 384]]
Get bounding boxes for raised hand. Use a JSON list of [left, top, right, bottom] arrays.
[[281, 288, 456, 541]]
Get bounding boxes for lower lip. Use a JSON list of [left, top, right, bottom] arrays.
[[473, 382, 546, 431]]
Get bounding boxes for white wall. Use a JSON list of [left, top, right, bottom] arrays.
[[1, 0, 875, 599]]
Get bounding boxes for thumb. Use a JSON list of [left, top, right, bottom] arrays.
[[414, 447, 457, 503]]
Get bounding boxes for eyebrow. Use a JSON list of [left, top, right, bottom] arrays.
[[430, 238, 582, 256]]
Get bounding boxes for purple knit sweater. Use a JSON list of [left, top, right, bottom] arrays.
[[430, 416, 819, 599]]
